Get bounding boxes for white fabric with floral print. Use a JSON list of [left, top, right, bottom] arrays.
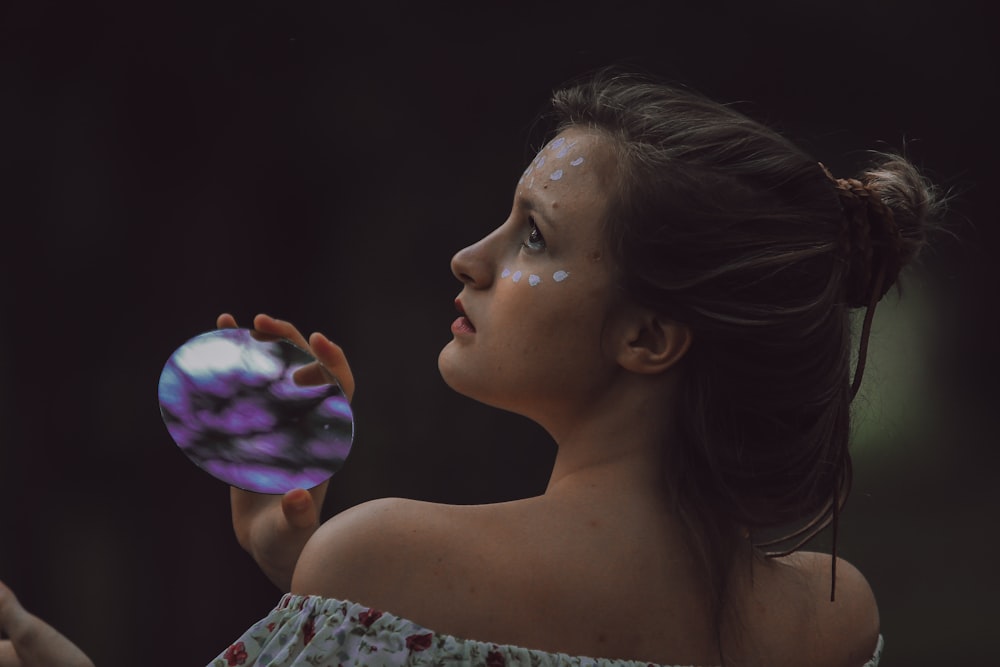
[[209, 594, 884, 667]]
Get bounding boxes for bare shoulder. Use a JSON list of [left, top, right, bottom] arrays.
[[290, 497, 481, 610], [772, 551, 881, 667]]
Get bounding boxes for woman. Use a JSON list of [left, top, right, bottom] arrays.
[[211, 69, 939, 666]]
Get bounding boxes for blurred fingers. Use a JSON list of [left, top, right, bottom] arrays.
[[0, 580, 24, 628], [216, 313, 239, 329], [0, 641, 21, 667], [253, 314, 311, 351]]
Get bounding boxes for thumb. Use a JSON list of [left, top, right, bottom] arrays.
[[0, 581, 29, 636], [280, 488, 318, 530]]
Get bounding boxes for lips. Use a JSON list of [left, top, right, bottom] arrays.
[[453, 298, 476, 333]]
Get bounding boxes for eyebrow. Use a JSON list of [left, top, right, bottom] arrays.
[[515, 191, 559, 230]]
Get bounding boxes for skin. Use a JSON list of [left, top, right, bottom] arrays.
[[0, 581, 93, 667], [438, 129, 645, 434], [226, 128, 881, 666]]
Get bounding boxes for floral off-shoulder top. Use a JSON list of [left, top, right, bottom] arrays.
[[209, 594, 884, 667]]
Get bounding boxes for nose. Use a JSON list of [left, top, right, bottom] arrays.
[[450, 229, 499, 288]]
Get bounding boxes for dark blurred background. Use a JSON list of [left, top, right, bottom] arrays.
[[1, 1, 996, 664]]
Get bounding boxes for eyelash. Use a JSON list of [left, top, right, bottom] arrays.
[[521, 217, 546, 252]]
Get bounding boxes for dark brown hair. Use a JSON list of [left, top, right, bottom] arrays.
[[546, 67, 942, 648]]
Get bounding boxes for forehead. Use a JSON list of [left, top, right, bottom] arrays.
[[515, 128, 615, 211]]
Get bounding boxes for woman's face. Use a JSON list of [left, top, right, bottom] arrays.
[[438, 127, 625, 426]]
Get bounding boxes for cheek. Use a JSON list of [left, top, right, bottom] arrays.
[[496, 279, 603, 342], [498, 265, 573, 288]]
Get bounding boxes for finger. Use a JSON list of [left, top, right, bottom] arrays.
[[280, 488, 321, 530], [291, 363, 325, 387], [0, 580, 23, 626], [0, 583, 93, 667], [0, 593, 67, 665], [0, 641, 21, 667], [216, 313, 239, 329], [253, 314, 310, 351], [308, 332, 356, 401], [1, 614, 94, 667], [289, 363, 353, 396]]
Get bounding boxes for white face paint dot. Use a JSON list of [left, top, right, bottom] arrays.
[[553, 270, 569, 282], [501, 268, 511, 279], [512, 270, 522, 283], [525, 164, 532, 176], [551, 137, 566, 149], [536, 156, 546, 169], [528, 274, 541, 286], [570, 157, 584, 166], [556, 147, 568, 158], [549, 169, 564, 181]]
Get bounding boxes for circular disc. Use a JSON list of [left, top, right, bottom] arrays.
[[158, 328, 354, 493]]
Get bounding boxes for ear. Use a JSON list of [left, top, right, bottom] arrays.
[[614, 309, 692, 375]]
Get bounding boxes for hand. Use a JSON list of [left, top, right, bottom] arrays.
[[0, 580, 94, 667], [216, 313, 356, 591]]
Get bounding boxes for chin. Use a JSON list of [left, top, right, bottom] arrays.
[[439, 354, 537, 424], [437, 346, 479, 398], [438, 346, 495, 406], [437, 344, 465, 393]]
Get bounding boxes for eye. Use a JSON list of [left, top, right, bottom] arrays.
[[521, 217, 546, 252]]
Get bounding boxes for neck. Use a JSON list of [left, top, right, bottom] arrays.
[[542, 371, 677, 499]]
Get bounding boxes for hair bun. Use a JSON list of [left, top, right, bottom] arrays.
[[821, 156, 938, 308]]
